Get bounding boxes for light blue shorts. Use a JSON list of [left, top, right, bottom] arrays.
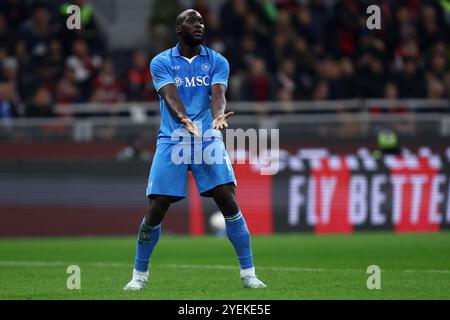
[[146, 138, 237, 201]]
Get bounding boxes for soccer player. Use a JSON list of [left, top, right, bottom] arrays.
[[123, 9, 266, 290]]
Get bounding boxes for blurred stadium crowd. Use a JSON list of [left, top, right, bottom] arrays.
[[0, 0, 449, 119]]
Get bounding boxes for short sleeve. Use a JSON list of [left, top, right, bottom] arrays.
[[211, 54, 229, 89], [150, 56, 174, 92]]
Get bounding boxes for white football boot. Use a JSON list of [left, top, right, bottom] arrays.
[[242, 275, 267, 288], [240, 268, 267, 289], [123, 269, 148, 291]]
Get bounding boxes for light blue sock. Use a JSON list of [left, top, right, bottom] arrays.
[[134, 221, 161, 272], [224, 211, 254, 269]]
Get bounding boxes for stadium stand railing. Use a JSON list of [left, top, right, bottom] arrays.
[[50, 99, 450, 115], [1, 99, 450, 142]]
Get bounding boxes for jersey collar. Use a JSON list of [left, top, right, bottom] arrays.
[[171, 43, 207, 58]]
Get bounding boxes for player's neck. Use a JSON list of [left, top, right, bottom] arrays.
[[178, 42, 201, 59]]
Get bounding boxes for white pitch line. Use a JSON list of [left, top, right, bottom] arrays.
[[0, 261, 68, 267], [0, 260, 449, 274], [160, 263, 360, 273]]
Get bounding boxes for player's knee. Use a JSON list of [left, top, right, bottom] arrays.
[[217, 197, 239, 217], [144, 205, 166, 226], [148, 204, 165, 217], [212, 186, 239, 217], [144, 196, 171, 225], [222, 204, 240, 217]]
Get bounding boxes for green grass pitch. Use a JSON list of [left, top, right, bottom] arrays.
[[0, 232, 449, 300]]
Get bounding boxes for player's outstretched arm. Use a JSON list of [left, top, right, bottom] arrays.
[[211, 83, 234, 130], [159, 84, 200, 137]]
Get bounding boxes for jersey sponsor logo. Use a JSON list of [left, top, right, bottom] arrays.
[[174, 75, 184, 87], [175, 75, 211, 88]]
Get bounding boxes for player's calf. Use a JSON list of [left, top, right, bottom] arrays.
[[224, 211, 267, 289]]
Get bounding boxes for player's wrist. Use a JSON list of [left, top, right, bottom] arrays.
[[213, 112, 224, 119], [178, 113, 190, 122]]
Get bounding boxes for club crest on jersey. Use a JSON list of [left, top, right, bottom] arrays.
[[201, 63, 210, 72]]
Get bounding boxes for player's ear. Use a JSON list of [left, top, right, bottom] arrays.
[[175, 25, 181, 35]]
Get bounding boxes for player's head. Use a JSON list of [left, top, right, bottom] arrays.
[[175, 9, 205, 46]]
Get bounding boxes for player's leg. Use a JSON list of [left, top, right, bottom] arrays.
[[124, 143, 188, 291], [191, 138, 266, 288], [134, 195, 172, 272], [211, 183, 266, 289], [124, 195, 172, 291]]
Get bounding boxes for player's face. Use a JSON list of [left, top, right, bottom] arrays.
[[180, 12, 205, 46]]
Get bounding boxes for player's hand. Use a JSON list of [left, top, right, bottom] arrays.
[[181, 118, 201, 137], [213, 111, 235, 130]]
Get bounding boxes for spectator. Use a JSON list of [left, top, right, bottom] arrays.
[[125, 51, 155, 102], [312, 80, 330, 100], [91, 58, 125, 103], [417, 5, 447, 51], [55, 67, 81, 104], [2, 57, 21, 108], [385, 5, 417, 52], [267, 31, 291, 73], [277, 88, 295, 114], [369, 83, 406, 114], [317, 58, 343, 99], [393, 56, 426, 98], [427, 52, 448, 81], [147, 0, 182, 53], [275, 59, 297, 99], [0, 81, 15, 119], [243, 12, 267, 44], [19, 4, 55, 62], [292, 36, 316, 98], [381, 83, 416, 135], [0, 13, 17, 53], [25, 86, 54, 117], [427, 79, 446, 100], [357, 54, 386, 98], [66, 39, 102, 99], [0, 0, 29, 29], [227, 35, 261, 73], [204, 12, 225, 53], [273, 8, 297, 42], [307, 0, 329, 42], [13, 39, 34, 100], [59, 0, 106, 55], [193, 0, 209, 20], [241, 58, 275, 101], [45, 39, 65, 76], [384, 82, 399, 100], [293, 5, 318, 45], [220, 0, 248, 46], [445, 72, 450, 97], [326, 0, 362, 57], [393, 38, 420, 71], [338, 57, 357, 98]]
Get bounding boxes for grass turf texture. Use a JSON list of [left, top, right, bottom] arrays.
[[0, 233, 449, 300]]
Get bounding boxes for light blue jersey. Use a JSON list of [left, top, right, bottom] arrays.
[[146, 43, 236, 201], [150, 43, 229, 143]]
